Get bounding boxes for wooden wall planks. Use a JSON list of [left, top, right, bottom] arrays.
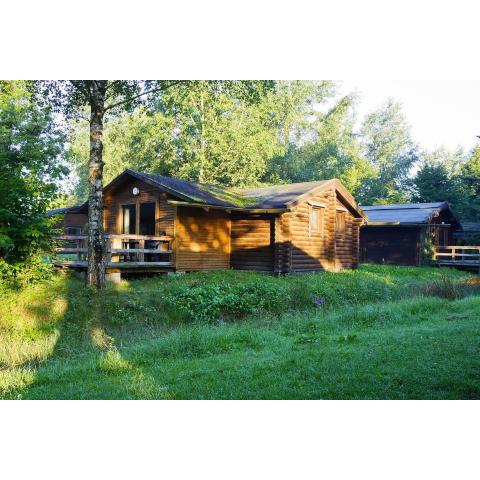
[[175, 207, 231, 271]]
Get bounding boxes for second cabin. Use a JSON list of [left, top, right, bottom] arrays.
[[53, 169, 365, 276]]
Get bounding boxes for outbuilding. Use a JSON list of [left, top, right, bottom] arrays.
[[360, 202, 460, 266]]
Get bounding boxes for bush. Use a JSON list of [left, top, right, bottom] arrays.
[[162, 282, 287, 322], [0, 256, 54, 290]]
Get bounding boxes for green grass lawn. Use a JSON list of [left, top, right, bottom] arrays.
[[1, 265, 479, 399]]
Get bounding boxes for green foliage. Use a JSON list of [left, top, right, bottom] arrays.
[[410, 146, 480, 221], [68, 81, 280, 200], [459, 146, 480, 221], [61, 81, 480, 224], [0, 81, 65, 283], [419, 269, 463, 300], [264, 91, 376, 196], [412, 157, 466, 213], [0, 255, 54, 290], [358, 99, 418, 204], [162, 282, 286, 322], [0, 266, 478, 399]]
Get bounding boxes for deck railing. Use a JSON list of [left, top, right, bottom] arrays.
[[53, 234, 174, 268], [433, 245, 480, 268]]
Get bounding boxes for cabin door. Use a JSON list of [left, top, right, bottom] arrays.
[[121, 202, 156, 235], [121, 201, 157, 261]]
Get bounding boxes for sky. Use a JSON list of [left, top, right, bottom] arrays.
[[339, 80, 480, 153]]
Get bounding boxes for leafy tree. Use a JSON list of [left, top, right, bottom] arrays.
[[463, 145, 480, 178], [359, 99, 419, 204], [411, 147, 480, 221], [155, 80, 281, 186], [0, 81, 65, 278], [412, 161, 465, 211], [459, 145, 480, 220], [68, 81, 286, 203], [263, 87, 375, 197], [67, 110, 178, 201]]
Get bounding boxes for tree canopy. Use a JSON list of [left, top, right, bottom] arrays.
[[63, 81, 480, 223], [0, 81, 65, 263]]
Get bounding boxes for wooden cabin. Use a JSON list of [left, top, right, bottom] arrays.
[[51, 169, 365, 278], [47, 206, 87, 236], [360, 202, 460, 266]]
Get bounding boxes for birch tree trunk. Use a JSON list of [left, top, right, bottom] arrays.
[[87, 81, 108, 288]]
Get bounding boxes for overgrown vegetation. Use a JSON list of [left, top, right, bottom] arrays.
[[1, 265, 479, 399], [0, 81, 65, 286]]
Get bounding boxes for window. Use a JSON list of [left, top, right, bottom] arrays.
[[336, 210, 346, 236], [122, 202, 156, 235], [65, 226, 82, 235], [310, 206, 324, 236], [122, 204, 136, 234]]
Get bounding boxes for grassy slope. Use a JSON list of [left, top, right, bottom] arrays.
[[1, 265, 479, 399]]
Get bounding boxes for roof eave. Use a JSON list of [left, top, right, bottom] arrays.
[[123, 169, 196, 203], [167, 199, 288, 214], [365, 222, 452, 227]]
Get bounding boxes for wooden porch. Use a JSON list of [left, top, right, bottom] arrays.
[[433, 246, 480, 270], [53, 234, 175, 273]]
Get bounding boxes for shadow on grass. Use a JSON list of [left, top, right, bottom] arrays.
[[6, 274, 174, 399]]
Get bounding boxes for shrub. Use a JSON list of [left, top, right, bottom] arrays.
[[0, 256, 54, 290], [162, 282, 287, 322]]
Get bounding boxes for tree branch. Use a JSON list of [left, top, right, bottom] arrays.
[[104, 80, 184, 112]]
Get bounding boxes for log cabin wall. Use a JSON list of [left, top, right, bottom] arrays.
[[286, 188, 337, 272], [175, 207, 231, 271], [274, 211, 293, 273], [230, 213, 275, 272], [335, 197, 361, 270], [102, 178, 176, 263], [60, 213, 88, 232]]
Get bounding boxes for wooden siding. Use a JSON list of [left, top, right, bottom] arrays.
[[60, 213, 88, 231], [334, 198, 361, 270], [231, 213, 275, 272], [59, 173, 363, 273], [274, 189, 362, 273], [230, 188, 362, 274], [287, 188, 337, 272], [175, 207, 231, 271]]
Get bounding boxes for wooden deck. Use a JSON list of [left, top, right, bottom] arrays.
[[53, 234, 174, 272], [433, 246, 480, 269]]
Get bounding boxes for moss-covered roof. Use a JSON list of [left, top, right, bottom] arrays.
[[132, 170, 332, 209]]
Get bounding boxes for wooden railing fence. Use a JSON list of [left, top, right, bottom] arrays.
[[53, 234, 174, 268], [433, 245, 480, 270]]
